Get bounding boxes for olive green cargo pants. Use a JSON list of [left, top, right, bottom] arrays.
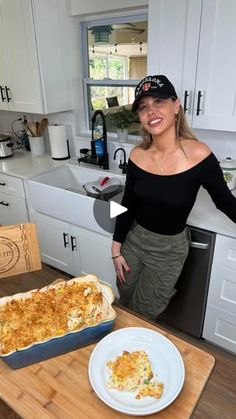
[[117, 223, 189, 321]]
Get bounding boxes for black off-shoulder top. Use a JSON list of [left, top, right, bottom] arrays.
[[113, 153, 236, 243]]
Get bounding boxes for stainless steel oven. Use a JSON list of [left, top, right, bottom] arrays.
[[159, 225, 216, 337]]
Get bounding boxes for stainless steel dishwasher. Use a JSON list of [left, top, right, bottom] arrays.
[[159, 225, 216, 337]]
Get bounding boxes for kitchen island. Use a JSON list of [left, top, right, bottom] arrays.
[[0, 265, 235, 419], [0, 300, 214, 418]]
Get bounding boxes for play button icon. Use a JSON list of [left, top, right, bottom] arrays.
[[110, 201, 127, 218]]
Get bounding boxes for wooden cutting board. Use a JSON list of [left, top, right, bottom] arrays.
[[0, 223, 41, 279], [0, 306, 215, 418]]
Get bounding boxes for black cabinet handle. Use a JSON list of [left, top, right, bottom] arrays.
[[183, 90, 189, 113], [63, 232, 69, 248], [71, 235, 77, 251], [196, 90, 203, 115], [0, 201, 9, 206], [5, 86, 11, 102], [0, 182, 6, 186], [0, 86, 6, 102]]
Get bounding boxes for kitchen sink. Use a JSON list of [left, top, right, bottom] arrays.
[[27, 164, 124, 236]]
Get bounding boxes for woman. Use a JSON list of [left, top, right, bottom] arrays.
[[112, 74, 236, 321]]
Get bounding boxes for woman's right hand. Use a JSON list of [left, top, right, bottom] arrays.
[[113, 255, 130, 284]]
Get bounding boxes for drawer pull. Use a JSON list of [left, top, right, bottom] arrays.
[[183, 90, 189, 113], [0, 86, 6, 102], [63, 232, 69, 248], [0, 200, 9, 206], [189, 241, 209, 250], [0, 182, 6, 186], [196, 90, 203, 115], [5, 86, 11, 102], [71, 235, 77, 251]]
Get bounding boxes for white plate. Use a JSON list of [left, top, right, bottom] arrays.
[[88, 327, 185, 416]]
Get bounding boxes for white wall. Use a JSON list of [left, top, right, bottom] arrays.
[[68, 0, 148, 16]]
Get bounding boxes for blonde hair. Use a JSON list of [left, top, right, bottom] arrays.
[[138, 102, 198, 150]]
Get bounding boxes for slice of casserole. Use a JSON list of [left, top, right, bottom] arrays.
[[0, 274, 114, 355], [107, 350, 164, 399]]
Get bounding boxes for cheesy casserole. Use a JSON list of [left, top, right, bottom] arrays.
[[0, 274, 115, 355], [107, 350, 164, 399]]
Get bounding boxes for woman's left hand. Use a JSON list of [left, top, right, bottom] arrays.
[[113, 255, 130, 284]]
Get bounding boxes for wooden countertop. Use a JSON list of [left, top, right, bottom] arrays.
[[0, 306, 215, 418]]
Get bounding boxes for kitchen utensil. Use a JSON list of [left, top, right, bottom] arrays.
[[220, 157, 236, 190], [27, 122, 38, 137], [37, 118, 48, 136], [0, 134, 14, 158]]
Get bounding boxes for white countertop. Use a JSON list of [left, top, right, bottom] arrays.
[[187, 187, 236, 238], [0, 150, 72, 178], [0, 150, 125, 179], [1, 150, 236, 239]]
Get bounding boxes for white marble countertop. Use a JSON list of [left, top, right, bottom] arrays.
[[0, 150, 66, 178], [0, 150, 125, 179], [1, 150, 235, 238], [187, 187, 236, 238]]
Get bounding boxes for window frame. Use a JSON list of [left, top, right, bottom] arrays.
[[81, 12, 148, 134]]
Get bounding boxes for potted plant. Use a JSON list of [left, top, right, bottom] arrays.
[[105, 106, 135, 141]]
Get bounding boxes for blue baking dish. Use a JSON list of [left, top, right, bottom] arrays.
[[0, 276, 116, 369]]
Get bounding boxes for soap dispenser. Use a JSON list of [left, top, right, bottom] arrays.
[[91, 110, 109, 170]]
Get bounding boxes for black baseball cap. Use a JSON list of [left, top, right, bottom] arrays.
[[132, 75, 178, 112]]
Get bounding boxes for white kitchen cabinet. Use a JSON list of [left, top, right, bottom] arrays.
[[203, 234, 236, 353], [29, 210, 118, 297], [77, 226, 118, 297], [147, 0, 201, 127], [0, 173, 29, 224], [29, 210, 75, 275], [0, 0, 77, 114], [148, 0, 236, 131]]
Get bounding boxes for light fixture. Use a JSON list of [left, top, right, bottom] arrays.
[[90, 25, 112, 43]]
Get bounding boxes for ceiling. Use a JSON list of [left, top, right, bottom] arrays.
[[88, 21, 147, 57]]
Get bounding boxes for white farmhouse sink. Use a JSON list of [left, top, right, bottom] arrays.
[[27, 164, 124, 236]]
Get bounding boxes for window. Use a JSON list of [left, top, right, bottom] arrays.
[[82, 15, 148, 135]]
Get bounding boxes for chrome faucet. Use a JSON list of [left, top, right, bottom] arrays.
[[113, 147, 128, 174]]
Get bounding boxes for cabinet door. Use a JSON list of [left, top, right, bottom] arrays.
[[147, 0, 202, 125], [0, 192, 28, 224], [203, 304, 236, 353], [0, 6, 10, 110], [33, 0, 75, 113], [193, 0, 236, 131], [0, 0, 43, 113], [29, 210, 74, 275], [74, 226, 118, 298]]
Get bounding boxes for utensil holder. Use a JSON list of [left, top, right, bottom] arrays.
[[29, 136, 45, 156]]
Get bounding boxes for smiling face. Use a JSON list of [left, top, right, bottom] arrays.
[[137, 96, 181, 136]]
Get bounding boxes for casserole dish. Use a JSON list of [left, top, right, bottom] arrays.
[[0, 274, 116, 369]]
